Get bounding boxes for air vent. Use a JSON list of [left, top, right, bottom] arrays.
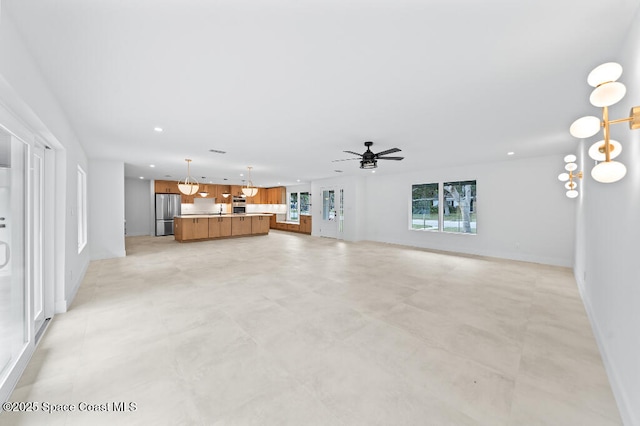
[[334, 170, 343, 173], [209, 149, 226, 154]]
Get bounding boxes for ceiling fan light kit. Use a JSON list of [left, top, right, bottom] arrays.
[[569, 62, 639, 184]]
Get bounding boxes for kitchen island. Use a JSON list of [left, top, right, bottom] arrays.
[[174, 213, 272, 242]]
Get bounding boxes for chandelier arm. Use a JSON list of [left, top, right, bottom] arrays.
[[608, 116, 633, 125]]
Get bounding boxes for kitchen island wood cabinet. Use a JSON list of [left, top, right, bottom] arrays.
[[174, 214, 271, 242], [252, 215, 269, 234], [231, 216, 252, 236], [175, 217, 208, 241], [208, 216, 232, 238]]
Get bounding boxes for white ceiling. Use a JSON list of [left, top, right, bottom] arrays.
[[4, 0, 640, 187]]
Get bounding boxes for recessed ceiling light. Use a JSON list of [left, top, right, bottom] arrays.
[[240, 173, 244, 177], [507, 151, 515, 156], [278, 182, 281, 185], [371, 170, 376, 173], [296, 179, 300, 182], [154, 127, 163, 132], [139, 176, 144, 179], [149, 164, 155, 168]]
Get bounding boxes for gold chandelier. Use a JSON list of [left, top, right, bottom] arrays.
[[178, 159, 199, 195], [558, 154, 583, 198], [241, 166, 258, 197], [569, 62, 640, 183]]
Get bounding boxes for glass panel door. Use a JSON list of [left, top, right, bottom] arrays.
[[0, 129, 28, 383], [320, 189, 337, 238]]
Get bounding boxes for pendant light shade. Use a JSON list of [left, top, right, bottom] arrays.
[[587, 62, 623, 87], [588, 140, 622, 161], [242, 166, 259, 197], [591, 160, 627, 183], [589, 82, 626, 107], [178, 159, 199, 195], [569, 116, 601, 138]]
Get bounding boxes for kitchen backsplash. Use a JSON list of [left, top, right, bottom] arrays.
[[181, 198, 287, 214]]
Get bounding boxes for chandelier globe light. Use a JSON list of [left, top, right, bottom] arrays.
[[178, 159, 199, 195], [241, 166, 259, 197]]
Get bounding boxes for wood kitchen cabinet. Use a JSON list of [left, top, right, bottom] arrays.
[[216, 185, 231, 203], [181, 193, 195, 204], [208, 216, 232, 238], [266, 187, 285, 204], [231, 216, 252, 236], [230, 185, 244, 198], [154, 180, 180, 194], [245, 188, 262, 204], [300, 215, 312, 234], [252, 215, 270, 234], [175, 217, 208, 241]]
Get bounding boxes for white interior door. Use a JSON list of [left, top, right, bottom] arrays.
[[319, 187, 344, 239]]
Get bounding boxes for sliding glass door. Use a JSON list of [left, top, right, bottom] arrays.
[[0, 128, 28, 387]]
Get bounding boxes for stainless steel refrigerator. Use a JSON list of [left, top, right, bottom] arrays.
[[155, 194, 181, 236]]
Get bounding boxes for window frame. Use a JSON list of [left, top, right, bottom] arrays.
[[409, 180, 477, 235]]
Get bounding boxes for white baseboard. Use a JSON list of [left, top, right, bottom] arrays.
[[574, 272, 638, 426]]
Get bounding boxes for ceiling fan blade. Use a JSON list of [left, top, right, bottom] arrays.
[[375, 147, 401, 156], [331, 158, 360, 162], [343, 150, 363, 156], [377, 156, 404, 160]]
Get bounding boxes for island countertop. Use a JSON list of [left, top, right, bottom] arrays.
[[174, 213, 273, 219]]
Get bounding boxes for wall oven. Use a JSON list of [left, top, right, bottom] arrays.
[[232, 196, 246, 214]]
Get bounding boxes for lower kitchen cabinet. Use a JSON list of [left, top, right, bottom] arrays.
[[231, 216, 252, 236], [175, 217, 209, 241], [300, 215, 312, 234], [175, 215, 271, 242], [209, 216, 232, 238], [252, 215, 269, 234]]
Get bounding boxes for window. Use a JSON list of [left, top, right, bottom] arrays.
[[300, 192, 310, 215], [410, 180, 477, 234], [77, 165, 87, 252], [443, 180, 476, 234], [289, 192, 299, 221], [411, 183, 439, 230]]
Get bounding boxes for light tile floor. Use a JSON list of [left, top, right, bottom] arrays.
[[4, 232, 621, 425]]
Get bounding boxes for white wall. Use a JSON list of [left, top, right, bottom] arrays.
[[364, 155, 575, 267], [125, 178, 152, 236], [89, 160, 125, 259], [574, 9, 640, 424]]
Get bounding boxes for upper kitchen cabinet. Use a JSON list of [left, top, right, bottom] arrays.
[[265, 187, 285, 204], [181, 193, 195, 204], [245, 188, 264, 204], [230, 185, 244, 198], [154, 180, 180, 194], [216, 185, 231, 203], [197, 184, 215, 199]]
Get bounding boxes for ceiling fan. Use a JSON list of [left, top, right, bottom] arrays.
[[333, 141, 404, 169]]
